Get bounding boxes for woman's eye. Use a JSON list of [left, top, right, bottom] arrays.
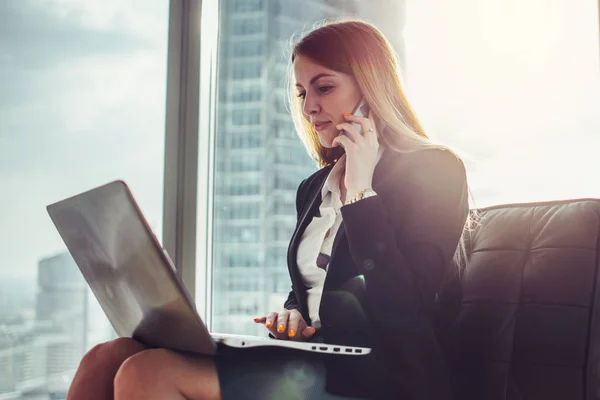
[[297, 92, 306, 99], [319, 86, 333, 94]]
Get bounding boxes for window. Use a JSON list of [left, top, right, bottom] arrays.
[[232, 18, 263, 35], [200, 0, 600, 339], [0, 1, 168, 397], [231, 0, 264, 13], [231, 130, 263, 148], [403, 0, 600, 206], [230, 154, 262, 171], [232, 109, 261, 125], [231, 86, 262, 102], [232, 62, 263, 80], [272, 119, 297, 139], [276, 20, 296, 39], [217, 179, 261, 196], [224, 202, 261, 220], [274, 200, 295, 217], [226, 252, 261, 268], [220, 226, 260, 243], [233, 41, 265, 57], [275, 146, 310, 165], [274, 170, 299, 190], [204, 0, 339, 337]]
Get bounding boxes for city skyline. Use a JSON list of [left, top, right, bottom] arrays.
[[0, 251, 115, 398]]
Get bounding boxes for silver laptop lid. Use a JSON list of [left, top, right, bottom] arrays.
[[46, 180, 216, 355]]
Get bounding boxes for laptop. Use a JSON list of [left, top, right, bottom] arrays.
[[46, 180, 371, 357]]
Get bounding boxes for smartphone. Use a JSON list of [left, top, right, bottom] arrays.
[[344, 99, 370, 136]]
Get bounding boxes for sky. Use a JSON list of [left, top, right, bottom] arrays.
[[1, 0, 600, 284], [403, 0, 600, 207], [0, 0, 168, 280]]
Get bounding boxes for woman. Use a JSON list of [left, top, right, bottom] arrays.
[[67, 19, 469, 399]]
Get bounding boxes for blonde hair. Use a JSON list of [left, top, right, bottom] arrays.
[[286, 18, 476, 267], [287, 18, 454, 168]]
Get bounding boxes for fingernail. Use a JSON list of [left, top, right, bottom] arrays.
[[288, 329, 296, 337], [307, 327, 316, 334], [265, 321, 272, 328], [343, 113, 351, 116], [253, 317, 260, 322], [277, 324, 285, 333]]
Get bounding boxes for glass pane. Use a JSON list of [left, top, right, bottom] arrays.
[[404, 0, 600, 207], [205, 0, 406, 336], [203, 0, 600, 338], [0, 1, 168, 397]]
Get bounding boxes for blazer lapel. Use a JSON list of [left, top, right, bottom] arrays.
[[286, 166, 331, 310]]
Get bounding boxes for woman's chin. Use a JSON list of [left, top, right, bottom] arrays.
[[319, 132, 341, 149], [320, 141, 338, 149]]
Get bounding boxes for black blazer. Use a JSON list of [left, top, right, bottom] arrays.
[[283, 147, 469, 399]]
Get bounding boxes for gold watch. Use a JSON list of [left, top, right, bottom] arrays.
[[345, 188, 377, 205]]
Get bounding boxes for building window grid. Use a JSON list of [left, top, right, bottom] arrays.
[[232, 62, 263, 80], [231, 108, 261, 125], [225, 251, 262, 268], [231, 86, 262, 103], [230, 133, 263, 148], [216, 177, 261, 196], [230, 0, 264, 13], [232, 41, 265, 58], [231, 18, 263, 35]]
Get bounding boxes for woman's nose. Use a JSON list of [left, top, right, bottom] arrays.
[[302, 94, 320, 116]]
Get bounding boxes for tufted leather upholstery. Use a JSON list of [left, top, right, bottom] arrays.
[[437, 199, 600, 400]]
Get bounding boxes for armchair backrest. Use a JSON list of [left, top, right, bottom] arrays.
[[439, 199, 600, 400]]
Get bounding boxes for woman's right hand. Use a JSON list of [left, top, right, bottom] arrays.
[[253, 309, 316, 341]]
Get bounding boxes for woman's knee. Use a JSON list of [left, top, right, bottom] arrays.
[[114, 348, 221, 399], [79, 337, 147, 372], [67, 338, 148, 400], [114, 348, 171, 392]]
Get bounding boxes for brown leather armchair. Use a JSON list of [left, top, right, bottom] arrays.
[[436, 199, 600, 400]]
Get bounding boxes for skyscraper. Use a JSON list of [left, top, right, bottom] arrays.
[[211, 0, 404, 335], [33, 252, 87, 392]]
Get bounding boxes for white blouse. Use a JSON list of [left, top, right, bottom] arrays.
[[296, 149, 384, 329]]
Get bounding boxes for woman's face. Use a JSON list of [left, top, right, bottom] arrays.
[[294, 55, 362, 148]]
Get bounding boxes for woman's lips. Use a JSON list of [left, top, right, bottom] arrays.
[[313, 121, 331, 132]]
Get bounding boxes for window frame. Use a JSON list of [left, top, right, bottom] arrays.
[[162, 0, 204, 314]]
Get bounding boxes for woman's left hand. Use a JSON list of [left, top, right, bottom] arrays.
[[332, 110, 380, 198]]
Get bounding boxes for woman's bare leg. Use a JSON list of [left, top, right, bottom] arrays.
[[113, 348, 221, 400], [67, 337, 148, 400]]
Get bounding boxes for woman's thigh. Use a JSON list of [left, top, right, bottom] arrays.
[[214, 346, 368, 400]]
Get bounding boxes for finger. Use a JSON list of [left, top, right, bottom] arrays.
[[344, 113, 373, 139], [287, 310, 302, 339], [266, 312, 286, 338], [342, 112, 368, 126], [336, 122, 363, 143], [302, 326, 317, 339], [276, 310, 290, 338], [253, 316, 267, 324], [331, 134, 354, 149], [265, 312, 278, 330], [293, 316, 315, 341]]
